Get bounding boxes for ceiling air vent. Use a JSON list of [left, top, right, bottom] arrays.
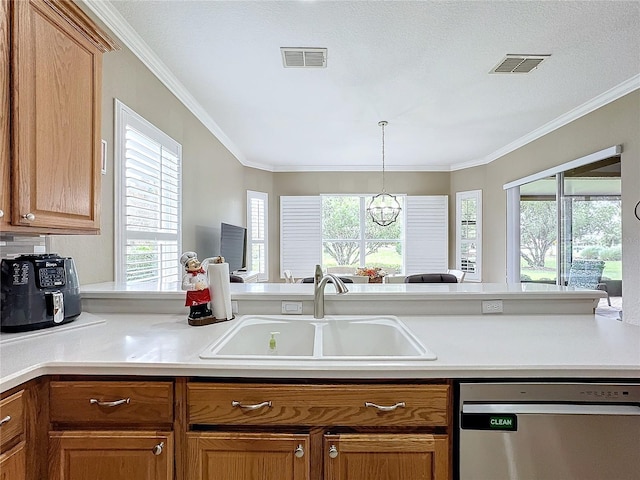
[[491, 54, 550, 74], [281, 48, 327, 68]]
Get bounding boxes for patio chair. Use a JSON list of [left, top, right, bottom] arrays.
[[567, 259, 610, 306]]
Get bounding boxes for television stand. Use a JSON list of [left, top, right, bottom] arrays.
[[233, 270, 259, 283]]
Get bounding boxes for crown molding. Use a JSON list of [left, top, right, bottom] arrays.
[[81, 0, 247, 166], [451, 74, 640, 172]]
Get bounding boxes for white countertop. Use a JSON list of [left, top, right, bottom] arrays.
[[81, 281, 606, 301], [1, 311, 638, 393]]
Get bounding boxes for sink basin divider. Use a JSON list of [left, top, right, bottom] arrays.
[[311, 321, 326, 358]]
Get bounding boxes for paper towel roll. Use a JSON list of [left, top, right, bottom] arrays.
[[207, 262, 233, 320]]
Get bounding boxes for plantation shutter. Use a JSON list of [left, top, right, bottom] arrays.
[[280, 196, 322, 278], [247, 190, 269, 281], [116, 100, 182, 284], [404, 196, 448, 274]]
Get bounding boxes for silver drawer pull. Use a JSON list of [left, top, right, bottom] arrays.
[[364, 401, 406, 412], [328, 445, 338, 458], [231, 400, 272, 410], [90, 397, 131, 407], [0, 415, 11, 426], [294, 444, 304, 458], [152, 442, 164, 456]]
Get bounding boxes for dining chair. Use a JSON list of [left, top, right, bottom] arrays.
[[301, 277, 354, 284], [283, 270, 296, 283], [404, 273, 458, 283], [447, 269, 466, 283]]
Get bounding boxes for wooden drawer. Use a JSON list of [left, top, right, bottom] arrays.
[[0, 441, 26, 480], [188, 383, 449, 427], [0, 390, 24, 449], [50, 381, 173, 425]]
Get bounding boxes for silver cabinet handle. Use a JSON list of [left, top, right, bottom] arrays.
[[231, 400, 272, 410], [328, 445, 338, 459], [364, 401, 406, 412], [152, 442, 164, 456], [21, 213, 35, 222], [0, 415, 11, 426], [90, 397, 131, 407], [294, 444, 304, 458], [0, 209, 4, 218]]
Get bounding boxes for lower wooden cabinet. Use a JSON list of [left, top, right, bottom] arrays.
[[187, 432, 310, 480], [0, 377, 452, 480], [0, 441, 26, 480], [324, 433, 449, 480], [187, 431, 449, 480], [49, 431, 173, 480], [186, 382, 452, 480]]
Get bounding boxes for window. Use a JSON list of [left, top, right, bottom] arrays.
[[247, 190, 268, 281], [505, 146, 622, 289], [115, 100, 182, 284], [321, 195, 404, 273], [455, 190, 482, 282], [280, 195, 448, 278]]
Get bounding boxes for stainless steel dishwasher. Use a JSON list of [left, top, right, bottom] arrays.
[[458, 382, 640, 480]]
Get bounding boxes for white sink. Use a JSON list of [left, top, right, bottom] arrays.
[[199, 315, 436, 360]]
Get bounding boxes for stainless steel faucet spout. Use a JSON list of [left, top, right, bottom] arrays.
[[313, 265, 349, 318]]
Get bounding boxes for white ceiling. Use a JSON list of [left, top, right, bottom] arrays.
[[86, 1, 640, 172]]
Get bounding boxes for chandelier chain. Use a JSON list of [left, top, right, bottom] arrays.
[[379, 120, 387, 192]]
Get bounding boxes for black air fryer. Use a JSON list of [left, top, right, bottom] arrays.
[[1, 254, 82, 332]]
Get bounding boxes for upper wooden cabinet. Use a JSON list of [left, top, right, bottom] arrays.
[[2, 0, 117, 234], [0, 0, 10, 230]]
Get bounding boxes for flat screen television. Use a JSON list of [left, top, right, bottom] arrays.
[[220, 223, 247, 273]]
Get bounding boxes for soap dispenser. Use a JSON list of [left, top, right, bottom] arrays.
[[268, 332, 280, 355]]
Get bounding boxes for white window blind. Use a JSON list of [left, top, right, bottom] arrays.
[[280, 195, 447, 278], [456, 190, 482, 282], [280, 196, 322, 278], [247, 190, 269, 281], [115, 100, 182, 284], [404, 196, 448, 274]]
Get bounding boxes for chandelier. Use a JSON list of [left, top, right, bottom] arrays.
[[366, 121, 402, 226]]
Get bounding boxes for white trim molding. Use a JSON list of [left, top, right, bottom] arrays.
[[503, 145, 622, 190]]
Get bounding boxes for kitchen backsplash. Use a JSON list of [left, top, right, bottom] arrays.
[[0, 234, 49, 259]]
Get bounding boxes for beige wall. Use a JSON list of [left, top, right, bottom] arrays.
[[451, 91, 640, 322], [50, 45, 271, 284], [272, 171, 451, 279]]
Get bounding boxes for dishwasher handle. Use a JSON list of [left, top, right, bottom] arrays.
[[463, 403, 640, 416]]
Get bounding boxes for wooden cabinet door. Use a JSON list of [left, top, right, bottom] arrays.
[[11, 0, 102, 231], [49, 431, 173, 480], [0, 0, 9, 229], [324, 433, 449, 480], [0, 441, 26, 480], [187, 432, 310, 480]]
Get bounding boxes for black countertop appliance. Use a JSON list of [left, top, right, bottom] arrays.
[[1, 254, 82, 332]]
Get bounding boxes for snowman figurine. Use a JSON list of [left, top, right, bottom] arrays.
[[180, 251, 213, 320]]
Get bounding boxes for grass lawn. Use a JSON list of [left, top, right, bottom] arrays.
[[323, 245, 402, 273], [521, 257, 621, 281]]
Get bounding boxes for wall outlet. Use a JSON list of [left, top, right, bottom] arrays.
[[482, 300, 503, 314], [231, 301, 238, 314], [281, 301, 303, 315]]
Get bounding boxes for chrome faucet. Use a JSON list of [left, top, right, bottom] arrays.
[[313, 264, 349, 319]]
